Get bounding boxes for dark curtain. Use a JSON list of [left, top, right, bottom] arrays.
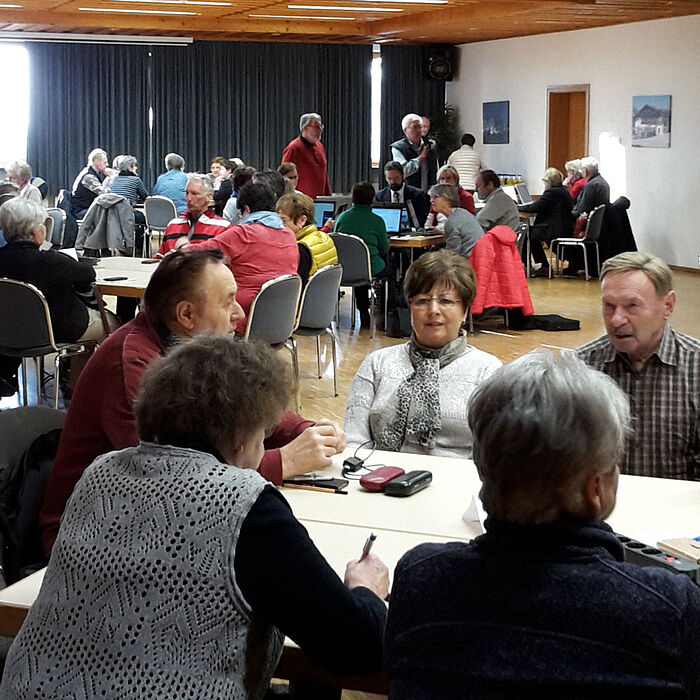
[[380, 45, 446, 184], [26, 43, 151, 196], [150, 41, 372, 193], [26, 41, 371, 198]]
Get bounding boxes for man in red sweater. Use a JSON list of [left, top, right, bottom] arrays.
[[281, 112, 331, 199], [39, 249, 345, 556]]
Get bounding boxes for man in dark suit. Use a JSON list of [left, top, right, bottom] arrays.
[[375, 161, 430, 228]]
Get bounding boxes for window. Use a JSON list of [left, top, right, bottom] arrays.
[[0, 43, 30, 168]]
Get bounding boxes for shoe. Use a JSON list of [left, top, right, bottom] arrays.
[[529, 267, 550, 278], [359, 310, 371, 329], [0, 377, 18, 397]]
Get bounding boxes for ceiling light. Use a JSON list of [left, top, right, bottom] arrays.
[[355, 0, 447, 4], [78, 6, 199, 13], [0, 30, 193, 44], [288, 3, 401, 10], [111, 0, 230, 4], [249, 12, 356, 19], [0, 3, 22, 6]]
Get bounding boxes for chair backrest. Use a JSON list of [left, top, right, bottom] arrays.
[[0, 193, 15, 208], [0, 279, 57, 352], [46, 207, 66, 247], [144, 195, 177, 230], [243, 273, 302, 346], [329, 232, 372, 286], [584, 204, 606, 242], [297, 264, 343, 331]]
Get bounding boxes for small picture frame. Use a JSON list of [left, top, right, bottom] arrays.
[[483, 101, 509, 144], [632, 95, 671, 148]]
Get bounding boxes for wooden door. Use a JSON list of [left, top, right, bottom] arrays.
[[546, 85, 589, 172]]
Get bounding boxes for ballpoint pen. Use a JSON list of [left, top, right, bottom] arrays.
[[359, 532, 376, 561]]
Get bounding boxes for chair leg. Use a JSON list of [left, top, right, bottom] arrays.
[[368, 287, 376, 340], [350, 288, 356, 330], [328, 328, 338, 397], [384, 279, 389, 331], [581, 243, 589, 281], [504, 308, 509, 328], [287, 338, 301, 413], [34, 357, 42, 405], [20, 358, 28, 406], [595, 242, 601, 278], [53, 354, 61, 410], [315, 336, 322, 379], [468, 310, 474, 335]]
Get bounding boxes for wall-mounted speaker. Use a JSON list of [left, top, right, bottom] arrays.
[[423, 45, 456, 82]]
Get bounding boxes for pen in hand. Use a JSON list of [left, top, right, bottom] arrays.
[[359, 532, 377, 562]]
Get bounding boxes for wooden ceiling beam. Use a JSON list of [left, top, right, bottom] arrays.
[[0, 8, 371, 36]]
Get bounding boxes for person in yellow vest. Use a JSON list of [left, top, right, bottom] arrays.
[[276, 192, 338, 285]]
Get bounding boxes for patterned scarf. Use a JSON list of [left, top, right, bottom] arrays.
[[377, 330, 470, 452]]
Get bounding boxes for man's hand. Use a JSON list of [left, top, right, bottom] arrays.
[[345, 553, 389, 600], [173, 236, 189, 250], [313, 418, 346, 453], [279, 425, 340, 477], [417, 144, 429, 164]]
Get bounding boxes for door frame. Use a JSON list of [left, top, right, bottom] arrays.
[[546, 84, 590, 169]]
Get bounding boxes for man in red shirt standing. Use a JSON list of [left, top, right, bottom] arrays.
[[281, 112, 331, 199]]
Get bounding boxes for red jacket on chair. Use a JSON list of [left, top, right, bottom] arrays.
[[468, 225, 534, 315]]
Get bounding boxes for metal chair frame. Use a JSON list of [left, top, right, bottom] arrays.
[[329, 232, 387, 338], [292, 264, 343, 405], [549, 204, 605, 281], [0, 279, 97, 408], [243, 274, 303, 412]]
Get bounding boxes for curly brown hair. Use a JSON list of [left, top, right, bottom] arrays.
[[135, 334, 290, 457]]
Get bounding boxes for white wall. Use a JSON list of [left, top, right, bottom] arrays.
[[446, 16, 700, 268]]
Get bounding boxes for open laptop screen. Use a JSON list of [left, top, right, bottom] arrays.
[[371, 206, 403, 234], [313, 202, 335, 228], [515, 183, 533, 205]]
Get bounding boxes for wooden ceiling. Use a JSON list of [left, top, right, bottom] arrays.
[[0, 0, 698, 45]]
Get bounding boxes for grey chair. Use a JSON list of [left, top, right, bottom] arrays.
[[243, 274, 303, 411], [550, 203, 605, 281], [0, 279, 97, 409], [329, 232, 386, 338], [144, 196, 177, 256], [293, 264, 342, 404], [515, 219, 531, 278], [45, 208, 66, 248]]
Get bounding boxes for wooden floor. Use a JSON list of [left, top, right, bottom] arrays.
[[296, 268, 700, 426]]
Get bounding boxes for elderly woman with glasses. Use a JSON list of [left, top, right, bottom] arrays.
[[2, 335, 389, 699], [345, 251, 501, 457]]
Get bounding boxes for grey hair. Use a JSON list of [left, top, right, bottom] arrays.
[[165, 152, 185, 170], [580, 156, 599, 172], [299, 112, 322, 131], [401, 113, 422, 131], [564, 159, 581, 174], [601, 251, 673, 297], [88, 148, 108, 166], [437, 164, 460, 184], [428, 183, 460, 208], [0, 197, 47, 242], [8, 160, 32, 181], [468, 351, 631, 525], [119, 155, 137, 172], [187, 172, 214, 195]]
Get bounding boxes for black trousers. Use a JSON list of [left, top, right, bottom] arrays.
[[355, 255, 396, 314]]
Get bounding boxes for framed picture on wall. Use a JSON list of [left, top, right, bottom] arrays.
[[483, 101, 509, 144], [632, 95, 671, 148]]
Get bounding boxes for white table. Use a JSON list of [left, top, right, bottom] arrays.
[[2, 449, 699, 692], [94, 256, 158, 298]]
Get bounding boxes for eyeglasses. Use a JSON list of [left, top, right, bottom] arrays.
[[410, 295, 461, 309]]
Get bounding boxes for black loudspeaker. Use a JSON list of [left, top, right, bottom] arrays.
[[423, 44, 456, 81]]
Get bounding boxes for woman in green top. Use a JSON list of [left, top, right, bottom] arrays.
[[334, 181, 393, 328]]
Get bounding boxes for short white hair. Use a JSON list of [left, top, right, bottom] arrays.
[[299, 113, 322, 131], [165, 153, 185, 170], [8, 160, 32, 181], [402, 113, 422, 131], [88, 148, 108, 166], [564, 159, 581, 174], [581, 156, 599, 172], [186, 173, 213, 195], [0, 197, 47, 242]]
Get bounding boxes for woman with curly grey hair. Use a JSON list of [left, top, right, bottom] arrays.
[[2, 335, 389, 699]]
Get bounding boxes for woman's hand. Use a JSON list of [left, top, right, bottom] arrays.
[[345, 553, 389, 600]]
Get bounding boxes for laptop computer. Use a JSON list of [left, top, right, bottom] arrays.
[[515, 183, 533, 205], [371, 203, 408, 234]]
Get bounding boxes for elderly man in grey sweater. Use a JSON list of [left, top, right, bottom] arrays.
[[475, 169, 519, 232]]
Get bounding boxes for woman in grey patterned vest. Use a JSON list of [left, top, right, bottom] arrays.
[[2, 335, 389, 699]]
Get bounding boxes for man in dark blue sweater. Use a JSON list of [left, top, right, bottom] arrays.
[[385, 351, 700, 699]]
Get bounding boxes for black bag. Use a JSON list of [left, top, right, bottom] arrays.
[[509, 313, 580, 331]]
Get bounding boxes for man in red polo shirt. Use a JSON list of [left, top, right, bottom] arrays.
[[281, 112, 331, 199]]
